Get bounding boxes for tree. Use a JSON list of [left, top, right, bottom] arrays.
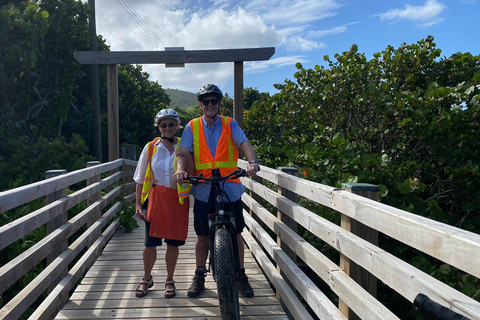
[[245, 36, 480, 315]]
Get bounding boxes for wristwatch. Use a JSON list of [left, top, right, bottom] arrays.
[[249, 159, 258, 164]]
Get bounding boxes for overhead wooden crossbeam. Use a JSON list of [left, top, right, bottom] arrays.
[[73, 47, 275, 161], [73, 47, 275, 65]]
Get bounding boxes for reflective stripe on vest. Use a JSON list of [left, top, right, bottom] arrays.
[[141, 137, 160, 204], [190, 116, 240, 183]]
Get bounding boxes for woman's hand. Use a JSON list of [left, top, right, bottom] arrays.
[[173, 170, 189, 183], [135, 203, 148, 222]]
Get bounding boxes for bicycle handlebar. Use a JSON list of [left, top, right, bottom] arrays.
[[183, 169, 248, 186], [414, 294, 471, 320]]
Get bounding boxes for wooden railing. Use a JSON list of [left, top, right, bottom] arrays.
[[0, 158, 137, 320], [237, 159, 480, 320], [1, 158, 479, 319]]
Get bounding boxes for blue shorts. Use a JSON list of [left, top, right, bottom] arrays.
[[144, 221, 185, 247], [193, 190, 245, 236]]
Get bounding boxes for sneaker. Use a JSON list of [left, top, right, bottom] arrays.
[[237, 270, 254, 297], [187, 274, 205, 298]]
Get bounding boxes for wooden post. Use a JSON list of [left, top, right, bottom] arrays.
[[107, 64, 119, 162], [249, 159, 265, 231], [45, 169, 68, 293], [339, 183, 379, 320], [86, 161, 101, 229], [88, 0, 102, 162], [234, 61, 244, 130], [122, 145, 136, 184], [277, 167, 298, 289]]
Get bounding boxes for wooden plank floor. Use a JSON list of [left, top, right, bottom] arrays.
[[55, 211, 288, 319]]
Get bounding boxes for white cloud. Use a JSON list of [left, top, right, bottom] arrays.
[[309, 22, 360, 38], [245, 56, 308, 73], [375, 0, 447, 27], [245, 0, 344, 25], [84, 0, 345, 91]]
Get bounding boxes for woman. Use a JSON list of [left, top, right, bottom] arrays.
[[133, 108, 193, 298]]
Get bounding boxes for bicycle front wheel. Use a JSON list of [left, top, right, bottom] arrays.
[[214, 227, 240, 320]]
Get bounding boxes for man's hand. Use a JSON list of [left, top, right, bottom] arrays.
[[173, 170, 189, 183], [245, 163, 260, 177]]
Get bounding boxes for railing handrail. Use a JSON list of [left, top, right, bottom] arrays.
[[246, 161, 480, 278], [0, 159, 124, 213], [237, 159, 480, 320], [0, 158, 137, 320]]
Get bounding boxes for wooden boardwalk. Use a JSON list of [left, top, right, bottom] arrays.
[[55, 214, 288, 319]]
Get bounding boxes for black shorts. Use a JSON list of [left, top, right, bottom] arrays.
[[144, 221, 185, 247], [193, 190, 245, 236]]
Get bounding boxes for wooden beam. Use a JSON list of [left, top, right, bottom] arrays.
[[107, 64, 119, 161], [73, 47, 275, 65], [234, 61, 244, 130]]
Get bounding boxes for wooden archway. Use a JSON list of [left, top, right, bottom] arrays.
[[74, 47, 275, 161]]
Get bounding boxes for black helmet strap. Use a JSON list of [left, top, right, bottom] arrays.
[[161, 136, 175, 143], [157, 126, 175, 143]]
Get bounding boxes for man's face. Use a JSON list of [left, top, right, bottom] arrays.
[[199, 95, 220, 118]]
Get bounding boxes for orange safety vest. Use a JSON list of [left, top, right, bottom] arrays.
[[191, 116, 240, 183], [141, 137, 191, 204]]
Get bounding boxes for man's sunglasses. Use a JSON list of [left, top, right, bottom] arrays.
[[201, 98, 219, 106], [160, 122, 176, 128]]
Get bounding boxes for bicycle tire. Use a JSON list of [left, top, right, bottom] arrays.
[[214, 227, 240, 320]]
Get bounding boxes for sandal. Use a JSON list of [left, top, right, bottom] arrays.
[[164, 280, 176, 298], [135, 276, 154, 297]]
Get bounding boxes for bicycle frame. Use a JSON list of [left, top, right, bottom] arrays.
[[184, 168, 248, 320], [207, 168, 241, 280]]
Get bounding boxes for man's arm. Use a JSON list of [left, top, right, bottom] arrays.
[[173, 145, 194, 183], [240, 140, 260, 176]]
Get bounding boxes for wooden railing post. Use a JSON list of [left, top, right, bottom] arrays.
[[339, 183, 379, 320], [86, 161, 101, 229], [249, 159, 265, 231], [277, 167, 298, 272], [45, 169, 68, 293], [122, 145, 136, 184]]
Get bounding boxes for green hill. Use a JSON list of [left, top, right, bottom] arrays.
[[165, 88, 198, 109]]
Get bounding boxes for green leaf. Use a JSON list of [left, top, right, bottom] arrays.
[[397, 118, 413, 127], [472, 94, 480, 105], [286, 150, 295, 160], [465, 85, 475, 95], [304, 143, 314, 152], [461, 284, 478, 297], [439, 264, 451, 275], [378, 184, 389, 197], [41, 10, 49, 18]]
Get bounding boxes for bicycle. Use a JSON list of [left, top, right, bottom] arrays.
[[184, 168, 248, 320], [414, 294, 472, 320]]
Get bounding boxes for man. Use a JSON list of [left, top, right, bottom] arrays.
[[173, 84, 260, 298]]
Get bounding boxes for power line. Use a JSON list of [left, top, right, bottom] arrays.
[[116, 0, 202, 87]]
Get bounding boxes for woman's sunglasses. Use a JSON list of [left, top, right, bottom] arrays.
[[160, 122, 176, 128], [201, 98, 219, 106]]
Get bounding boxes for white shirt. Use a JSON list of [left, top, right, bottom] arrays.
[[133, 139, 177, 189]]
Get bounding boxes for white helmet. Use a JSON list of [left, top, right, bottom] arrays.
[[154, 109, 180, 126]]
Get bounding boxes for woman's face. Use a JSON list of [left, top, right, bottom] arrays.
[[158, 119, 178, 138]]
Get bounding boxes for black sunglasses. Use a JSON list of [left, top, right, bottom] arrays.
[[160, 122, 176, 128], [201, 98, 219, 106]]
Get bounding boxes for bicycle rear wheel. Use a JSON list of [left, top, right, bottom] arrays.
[[214, 227, 240, 320]]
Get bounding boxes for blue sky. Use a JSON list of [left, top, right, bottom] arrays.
[[91, 0, 480, 96]]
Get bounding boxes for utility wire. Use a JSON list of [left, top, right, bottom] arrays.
[[117, 0, 202, 87]]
